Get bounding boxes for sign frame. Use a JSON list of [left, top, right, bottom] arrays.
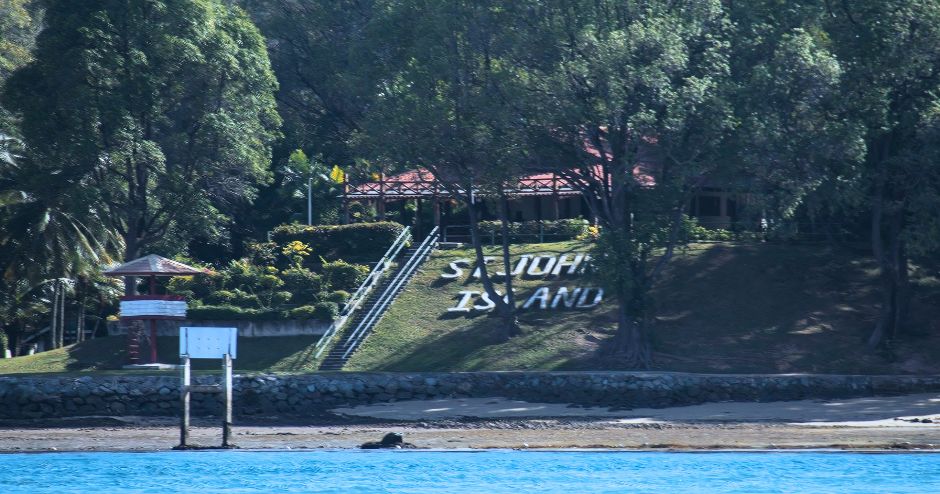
[[179, 326, 237, 359]]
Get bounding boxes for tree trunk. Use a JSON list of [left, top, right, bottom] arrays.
[[465, 192, 518, 340], [868, 186, 909, 349], [124, 235, 140, 295], [50, 281, 59, 349], [76, 279, 86, 343], [58, 281, 66, 348], [608, 294, 651, 368], [497, 192, 521, 338]]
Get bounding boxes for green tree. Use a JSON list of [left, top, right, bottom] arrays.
[[360, 0, 528, 339], [823, 1, 940, 348], [0, 135, 120, 350], [0, 0, 41, 136], [3, 0, 281, 291], [0, 0, 34, 75], [233, 0, 412, 240], [732, 21, 866, 238], [517, 0, 736, 365]]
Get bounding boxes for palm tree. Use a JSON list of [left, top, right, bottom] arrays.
[[0, 135, 121, 350]]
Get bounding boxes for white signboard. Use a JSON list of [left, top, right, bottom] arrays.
[[180, 327, 237, 359], [121, 300, 187, 318]]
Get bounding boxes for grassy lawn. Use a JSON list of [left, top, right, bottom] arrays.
[[0, 335, 323, 376], [345, 240, 609, 371], [346, 241, 940, 374]]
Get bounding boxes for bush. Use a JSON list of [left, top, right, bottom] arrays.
[[476, 219, 590, 243], [229, 289, 261, 309], [289, 301, 338, 322], [271, 221, 406, 263], [326, 290, 350, 305], [321, 260, 369, 291], [205, 289, 236, 305], [313, 301, 339, 321], [245, 241, 278, 265], [288, 305, 318, 320], [271, 291, 293, 305], [187, 305, 289, 321], [280, 267, 323, 305], [167, 273, 217, 300], [187, 305, 246, 320], [682, 216, 759, 242]]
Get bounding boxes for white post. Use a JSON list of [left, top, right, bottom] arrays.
[[307, 177, 313, 226], [222, 353, 233, 447], [179, 355, 191, 448]]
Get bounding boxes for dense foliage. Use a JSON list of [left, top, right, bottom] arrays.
[[3, 0, 281, 267], [1, 0, 939, 366], [167, 248, 366, 322]]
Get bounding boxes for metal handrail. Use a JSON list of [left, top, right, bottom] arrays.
[[341, 226, 412, 316], [313, 226, 412, 357], [340, 227, 439, 360]]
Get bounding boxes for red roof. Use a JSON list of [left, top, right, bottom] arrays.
[[345, 133, 660, 198], [104, 254, 208, 277], [344, 164, 656, 199]]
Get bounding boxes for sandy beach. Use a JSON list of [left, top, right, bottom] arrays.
[[2, 394, 940, 452]]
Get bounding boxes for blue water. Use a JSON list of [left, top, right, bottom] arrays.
[[0, 451, 937, 493]]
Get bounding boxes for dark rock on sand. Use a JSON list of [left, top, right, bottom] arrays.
[[360, 432, 415, 449]]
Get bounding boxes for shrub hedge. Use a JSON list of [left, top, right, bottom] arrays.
[[476, 219, 590, 243], [187, 305, 288, 321], [189, 303, 338, 322], [271, 221, 406, 263]]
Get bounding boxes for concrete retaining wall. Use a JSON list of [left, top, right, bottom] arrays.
[[107, 319, 330, 338], [2, 372, 940, 420]]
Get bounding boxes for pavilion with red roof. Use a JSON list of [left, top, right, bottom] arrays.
[[341, 164, 750, 240]]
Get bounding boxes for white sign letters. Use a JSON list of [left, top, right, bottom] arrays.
[[441, 253, 602, 314]]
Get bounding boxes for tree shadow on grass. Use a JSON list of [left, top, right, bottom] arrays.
[[155, 335, 320, 373], [62, 337, 126, 371]]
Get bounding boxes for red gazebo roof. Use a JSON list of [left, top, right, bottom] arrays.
[[104, 254, 208, 277]]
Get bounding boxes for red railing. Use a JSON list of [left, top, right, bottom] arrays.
[[120, 295, 187, 301]]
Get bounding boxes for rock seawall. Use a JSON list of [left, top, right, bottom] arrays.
[[2, 372, 939, 420]]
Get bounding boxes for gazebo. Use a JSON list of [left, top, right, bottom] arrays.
[[104, 255, 209, 365]]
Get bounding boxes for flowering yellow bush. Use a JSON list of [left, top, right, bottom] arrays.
[[281, 240, 312, 257], [577, 225, 601, 241]]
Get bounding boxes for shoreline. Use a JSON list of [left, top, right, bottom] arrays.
[[1, 421, 939, 453], [3, 392, 940, 453]]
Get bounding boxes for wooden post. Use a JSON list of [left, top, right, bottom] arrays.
[[552, 173, 560, 220], [376, 198, 386, 220], [415, 198, 424, 239], [179, 355, 191, 448], [433, 199, 441, 228], [377, 172, 386, 220], [222, 353, 233, 448]]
